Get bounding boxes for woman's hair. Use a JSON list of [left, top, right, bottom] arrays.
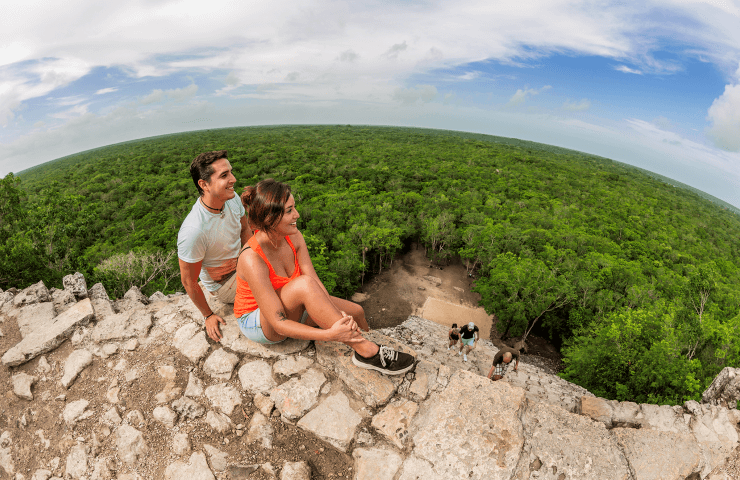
[[241, 179, 292, 233], [451, 323, 458, 328]]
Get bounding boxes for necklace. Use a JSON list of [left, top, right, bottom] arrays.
[[200, 198, 225, 218], [268, 234, 281, 249]]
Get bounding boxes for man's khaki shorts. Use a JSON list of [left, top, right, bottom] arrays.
[[212, 272, 237, 304]]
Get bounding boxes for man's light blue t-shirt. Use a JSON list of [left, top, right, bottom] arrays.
[[177, 195, 245, 292]]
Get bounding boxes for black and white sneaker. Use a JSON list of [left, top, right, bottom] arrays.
[[352, 345, 416, 375]]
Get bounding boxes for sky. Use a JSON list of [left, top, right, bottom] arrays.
[[2, 0, 740, 208]]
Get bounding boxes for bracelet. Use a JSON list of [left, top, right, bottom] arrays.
[[205, 312, 215, 321]]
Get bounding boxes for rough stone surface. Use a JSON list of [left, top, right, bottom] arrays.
[[280, 461, 311, 480], [371, 398, 419, 450], [579, 395, 614, 428], [13, 281, 50, 307], [513, 400, 632, 480], [239, 360, 277, 394], [690, 405, 740, 476], [61, 349, 94, 388], [353, 447, 404, 480], [247, 412, 273, 448], [153, 406, 178, 428], [271, 368, 326, 422], [88, 283, 110, 300], [185, 372, 205, 397], [298, 392, 362, 452], [172, 397, 206, 420], [164, 452, 214, 480], [205, 383, 242, 415], [203, 348, 239, 380], [408, 360, 437, 402], [203, 444, 228, 472], [273, 356, 314, 377], [253, 393, 275, 416], [410, 370, 526, 480], [205, 410, 233, 433], [62, 272, 88, 299], [703, 367, 740, 408], [63, 400, 91, 426], [2, 299, 94, 366], [91, 309, 152, 342], [172, 323, 211, 363], [12, 372, 37, 400], [115, 425, 148, 466], [613, 427, 703, 480], [172, 433, 191, 455], [220, 319, 310, 358], [51, 288, 77, 315], [64, 443, 88, 479], [14, 302, 56, 338]]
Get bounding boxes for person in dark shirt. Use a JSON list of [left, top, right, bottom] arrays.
[[448, 323, 460, 351], [487, 346, 520, 381], [458, 322, 479, 362]]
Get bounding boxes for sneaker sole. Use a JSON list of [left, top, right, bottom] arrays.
[[351, 355, 415, 376]]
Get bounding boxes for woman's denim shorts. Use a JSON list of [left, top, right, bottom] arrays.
[[237, 308, 309, 344]]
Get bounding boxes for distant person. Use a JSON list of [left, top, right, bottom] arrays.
[[233, 179, 415, 375], [178, 150, 251, 342], [487, 346, 520, 381], [458, 321, 479, 362], [448, 323, 460, 350]]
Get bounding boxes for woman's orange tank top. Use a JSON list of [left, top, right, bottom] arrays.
[[234, 234, 301, 317]]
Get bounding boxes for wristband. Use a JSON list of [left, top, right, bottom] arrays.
[[205, 312, 215, 321]]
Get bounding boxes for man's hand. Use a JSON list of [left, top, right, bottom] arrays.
[[205, 314, 226, 342]]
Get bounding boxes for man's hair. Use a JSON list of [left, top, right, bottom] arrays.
[[190, 150, 228, 196], [503, 352, 512, 362], [241, 179, 292, 234]]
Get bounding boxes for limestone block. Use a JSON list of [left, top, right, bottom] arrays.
[[2, 298, 94, 367], [90, 298, 115, 322], [397, 455, 445, 480], [612, 427, 702, 480], [205, 383, 242, 415], [690, 405, 740, 476], [61, 349, 93, 388], [153, 406, 178, 428], [115, 425, 148, 466], [353, 447, 403, 480], [185, 372, 205, 397], [239, 360, 277, 395], [205, 411, 232, 433], [65, 443, 89, 479], [13, 280, 50, 307], [14, 302, 56, 338], [91, 309, 152, 342], [12, 373, 37, 400], [148, 291, 167, 303], [410, 370, 526, 480], [203, 444, 228, 472], [273, 355, 314, 377], [123, 285, 149, 305], [253, 393, 275, 416], [100, 407, 122, 427], [164, 452, 214, 480], [172, 323, 210, 364], [50, 288, 76, 315], [609, 400, 643, 428], [62, 272, 88, 299], [271, 368, 326, 422], [172, 397, 206, 420], [513, 400, 631, 480], [703, 367, 740, 408], [203, 348, 239, 380], [88, 283, 110, 301], [172, 432, 191, 455], [408, 360, 437, 402], [220, 319, 309, 358], [63, 400, 91, 426], [280, 461, 311, 480], [297, 392, 362, 452], [578, 396, 614, 428], [247, 412, 273, 448], [371, 398, 419, 449], [640, 403, 691, 434]]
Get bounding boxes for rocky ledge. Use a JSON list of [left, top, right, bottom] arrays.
[[0, 275, 738, 480]]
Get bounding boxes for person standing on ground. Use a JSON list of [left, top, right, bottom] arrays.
[[178, 150, 251, 342], [487, 346, 520, 381], [448, 323, 460, 350], [458, 321, 479, 362]]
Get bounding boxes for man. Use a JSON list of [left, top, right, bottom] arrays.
[[178, 150, 251, 342], [487, 346, 520, 381], [458, 321, 479, 362]]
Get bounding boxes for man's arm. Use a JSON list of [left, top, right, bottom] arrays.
[[179, 258, 225, 342], [240, 215, 252, 248], [487, 364, 495, 380]]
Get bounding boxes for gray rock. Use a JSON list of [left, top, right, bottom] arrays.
[[273, 356, 314, 377], [371, 398, 419, 449], [63, 400, 91, 426], [397, 456, 442, 480], [164, 452, 214, 480], [247, 412, 273, 448], [203, 444, 228, 472], [514, 400, 632, 480], [172, 432, 191, 455], [100, 407, 122, 427], [63, 272, 88, 299], [88, 283, 110, 301], [297, 392, 362, 452], [91, 309, 152, 342], [64, 443, 89, 479], [690, 405, 740, 476], [124, 410, 146, 428], [205, 410, 232, 433], [280, 461, 311, 480], [203, 348, 239, 380], [12, 373, 37, 400], [155, 382, 182, 404], [703, 367, 740, 408], [89, 456, 114, 480], [61, 349, 93, 388], [408, 360, 438, 402], [172, 397, 206, 420], [610, 400, 643, 428], [578, 395, 614, 428], [51, 288, 76, 314], [173, 323, 210, 364], [90, 298, 116, 322], [640, 403, 691, 434], [153, 406, 178, 428], [205, 383, 242, 415], [239, 360, 277, 395], [14, 302, 56, 338], [613, 427, 703, 480], [13, 281, 50, 307], [271, 368, 326, 421], [185, 372, 205, 397], [353, 447, 404, 480], [2, 298, 95, 367], [123, 286, 149, 305], [410, 370, 526, 480], [115, 425, 148, 466], [31, 469, 52, 480], [148, 291, 167, 303], [253, 393, 275, 416]]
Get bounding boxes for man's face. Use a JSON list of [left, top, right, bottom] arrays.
[[202, 158, 236, 201]]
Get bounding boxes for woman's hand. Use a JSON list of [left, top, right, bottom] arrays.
[[328, 311, 364, 343]]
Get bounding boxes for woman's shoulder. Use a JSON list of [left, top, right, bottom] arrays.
[[288, 231, 306, 249]]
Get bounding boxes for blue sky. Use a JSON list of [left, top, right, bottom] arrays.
[[2, 0, 739, 207]]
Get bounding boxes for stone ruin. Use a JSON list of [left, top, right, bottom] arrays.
[[0, 273, 738, 479]]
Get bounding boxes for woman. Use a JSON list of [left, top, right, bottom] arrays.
[[448, 323, 460, 350], [233, 179, 414, 375]]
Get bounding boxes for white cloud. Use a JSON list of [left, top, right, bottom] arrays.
[[563, 99, 591, 111], [139, 84, 198, 105], [393, 85, 438, 104], [615, 65, 642, 74], [383, 42, 408, 60], [140, 89, 164, 105], [507, 86, 552, 106], [707, 82, 740, 151], [95, 87, 118, 95]]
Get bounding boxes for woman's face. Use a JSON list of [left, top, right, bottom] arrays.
[[273, 194, 300, 235]]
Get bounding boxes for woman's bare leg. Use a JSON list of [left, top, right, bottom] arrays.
[[276, 275, 379, 358]]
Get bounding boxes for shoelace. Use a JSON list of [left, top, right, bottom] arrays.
[[378, 346, 398, 367]]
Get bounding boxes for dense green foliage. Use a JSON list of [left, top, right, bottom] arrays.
[[7, 125, 740, 405]]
